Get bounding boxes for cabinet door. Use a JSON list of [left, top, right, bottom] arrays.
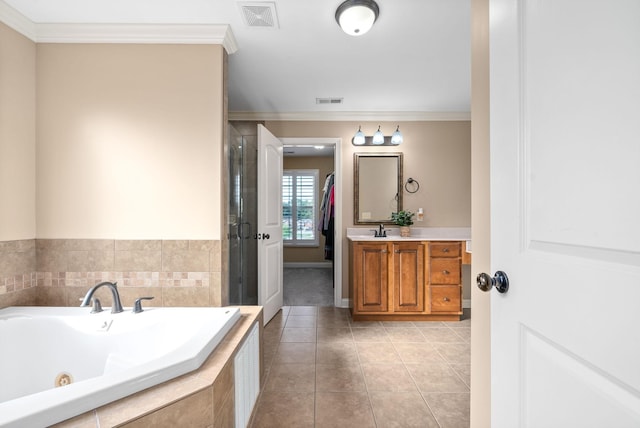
[[392, 242, 425, 312], [354, 243, 389, 312]]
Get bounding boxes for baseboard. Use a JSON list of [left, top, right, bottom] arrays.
[[463, 299, 471, 309], [335, 298, 351, 309], [283, 262, 332, 269]]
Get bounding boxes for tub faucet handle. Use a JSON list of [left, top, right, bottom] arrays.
[[91, 298, 103, 314], [133, 296, 155, 313]]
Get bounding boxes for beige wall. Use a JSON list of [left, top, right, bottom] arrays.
[[36, 43, 225, 240], [0, 23, 36, 241], [471, 0, 491, 425], [283, 155, 335, 264], [265, 121, 471, 299]]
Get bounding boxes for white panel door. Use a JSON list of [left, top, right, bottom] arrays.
[[257, 124, 283, 323], [489, 0, 640, 426]]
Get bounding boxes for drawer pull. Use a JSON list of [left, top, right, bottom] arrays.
[[443, 297, 450, 302], [442, 248, 450, 253], [442, 270, 450, 275]]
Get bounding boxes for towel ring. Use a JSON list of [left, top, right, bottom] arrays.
[[404, 178, 420, 194]]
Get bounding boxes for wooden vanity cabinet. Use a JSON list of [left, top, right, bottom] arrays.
[[350, 240, 463, 321], [429, 242, 462, 314], [352, 242, 389, 313]]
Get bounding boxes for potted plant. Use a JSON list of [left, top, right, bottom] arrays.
[[391, 210, 415, 237]]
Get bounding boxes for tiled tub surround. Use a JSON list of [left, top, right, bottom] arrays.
[[0, 239, 226, 308], [50, 306, 263, 428]]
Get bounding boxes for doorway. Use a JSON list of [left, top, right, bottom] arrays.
[[282, 143, 335, 306], [280, 138, 348, 307]]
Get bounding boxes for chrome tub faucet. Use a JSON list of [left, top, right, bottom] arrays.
[[80, 281, 124, 314]]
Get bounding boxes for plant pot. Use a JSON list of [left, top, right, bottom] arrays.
[[400, 226, 411, 237]]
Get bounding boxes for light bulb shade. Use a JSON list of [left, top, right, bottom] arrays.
[[391, 126, 403, 145], [353, 126, 366, 145], [335, 0, 379, 36], [372, 126, 384, 145]]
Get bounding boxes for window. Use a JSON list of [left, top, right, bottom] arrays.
[[282, 169, 319, 246]]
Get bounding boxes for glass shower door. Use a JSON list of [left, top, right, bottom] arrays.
[[228, 125, 258, 305]]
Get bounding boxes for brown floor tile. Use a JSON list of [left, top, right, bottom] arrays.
[[316, 327, 353, 343], [381, 320, 416, 328], [454, 327, 471, 342], [280, 327, 316, 343], [423, 392, 471, 428], [251, 391, 314, 428], [369, 391, 440, 428], [361, 363, 418, 392], [420, 327, 467, 343], [385, 327, 427, 342], [351, 327, 390, 342], [289, 306, 317, 316], [285, 315, 317, 328], [406, 363, 470, 393], [264, 363, 315, 392], [273, 342, 316, 364], [349, 320, 382, 328], [316, 342, 359, 365], [393, 342, 446, 364], [434, 342, 471, 365], [450, 364, 471, 388], [356, 342, 402, 363], [316, 316, 350, 328], [315, 392, 376, 428], [316, 363, 366, 392]]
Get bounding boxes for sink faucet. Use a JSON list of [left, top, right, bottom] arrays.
[[80, 281, 124, 313], [373, 224, 386, 238]]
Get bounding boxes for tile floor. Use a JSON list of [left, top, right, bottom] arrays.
[[250, 306, 470, 428]]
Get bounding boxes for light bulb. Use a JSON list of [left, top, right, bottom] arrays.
[[372, 126, 384, 145], [353, 126, 366, 145], [391, 126, 403, 145]]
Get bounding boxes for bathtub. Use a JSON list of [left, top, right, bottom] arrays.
[[0, 305, 242, 428]]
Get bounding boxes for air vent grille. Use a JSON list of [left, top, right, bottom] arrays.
[[238, 2, 279, 28], [316, 97, 344, 105]]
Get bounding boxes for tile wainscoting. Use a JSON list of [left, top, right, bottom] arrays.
[[0, 239, 226, 309]]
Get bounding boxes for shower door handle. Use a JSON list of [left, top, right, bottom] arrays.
[[240, 222, 252, 239]]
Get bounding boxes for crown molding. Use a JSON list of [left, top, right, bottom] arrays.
[[35, 23, 237, 52], [0, 1, 237, 52], [0, 0, 36, 39], [228, 111, 471, 122]]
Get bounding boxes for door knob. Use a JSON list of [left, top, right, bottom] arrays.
[[476, 271, 509, 293]]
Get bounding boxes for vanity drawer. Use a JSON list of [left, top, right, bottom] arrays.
[[431, 286, 461, 312], [430, 259, 461, 284], [430, 242, 461, 258]]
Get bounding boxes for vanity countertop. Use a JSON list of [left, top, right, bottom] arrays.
[[347, 227, 471, 245]]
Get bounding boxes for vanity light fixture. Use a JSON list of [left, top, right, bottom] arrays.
[[335, 0, 380, 37], [351, 125, 403, 146]]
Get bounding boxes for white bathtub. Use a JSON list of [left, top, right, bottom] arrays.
[[0, 305, 241, 428]]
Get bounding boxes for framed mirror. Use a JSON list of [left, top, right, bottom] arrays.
[[354, 152, 403, 225]]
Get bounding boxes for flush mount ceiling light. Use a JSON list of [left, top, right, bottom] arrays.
[[335, 0, 380, 36]]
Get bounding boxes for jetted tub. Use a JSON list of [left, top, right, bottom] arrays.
[[0, 306, 241, 428]]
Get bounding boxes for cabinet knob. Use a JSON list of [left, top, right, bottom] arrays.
[[443, 297, 450, 302], [442, 248, 450, 253], [442, 270, 450, 275]]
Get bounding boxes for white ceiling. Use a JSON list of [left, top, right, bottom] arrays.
[[2, 0, 471, 120]]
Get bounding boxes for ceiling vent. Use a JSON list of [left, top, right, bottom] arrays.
[[238, 2, 279, 28], [316, 97, 344, 105]]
